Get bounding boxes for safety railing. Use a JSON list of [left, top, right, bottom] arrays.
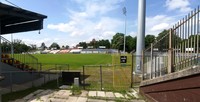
[[172, 6, 200, 71], [143, 34, 169, 80], [142, 6, 200, 80], [82, 64, 133, 91], [0, 35, 39, 70]]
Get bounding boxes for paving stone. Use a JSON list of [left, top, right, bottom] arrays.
[[105, 92, 115, 98], [56, 90, 66, 95], [23, 93, 34, 100], [114, 93, 124, 98], [29, 98, 44, 102], [125, 94, 129, 99], [52, 90, 70, 99], [59, 90, 71, 96], [88, 91, 97, 97], [13, 99, 26, 102], [76, 97, 88, 102], [130, 100, 145, 102], [131, 92, 139, 99], [40, 94, 51, 101], [87, 99, 106, 102], [97, 91, 105, 97], [80, 90, 88, 97], [47, 98, 66, 102], [37, 89, 54, 96], [66, 96, 78, 102], [32, 89, 44, 95], [59, 85, 70, 89]]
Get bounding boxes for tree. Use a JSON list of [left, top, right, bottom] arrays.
[[13, 39, 31, 53], [156, 30, 169, 51], [183, 35, 200, 52], [66, 45, 70, 49], [98, 39, 111, 49], [78, 42, 87, 49], [30, 44, 37, 51], [156, 30, 181, 51], [145, 35, 155, 48], [40, 42, 47, 50], [88, 39, 98, 48], [125, 35, 136, 53], [49, 42, 60, 49], [111, 33, 124, 50]]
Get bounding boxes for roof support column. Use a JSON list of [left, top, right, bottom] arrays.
[[0, 20, 2, 75]]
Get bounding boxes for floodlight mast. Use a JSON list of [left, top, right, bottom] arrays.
[[123, 7, 127, 53], [135, 0, 146, 73]]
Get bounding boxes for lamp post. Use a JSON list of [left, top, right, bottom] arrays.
[[122, 6, 127, 53]]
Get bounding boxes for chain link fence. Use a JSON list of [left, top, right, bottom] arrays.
[[82, 63, 133, 91], [0, 70, 61, 95]]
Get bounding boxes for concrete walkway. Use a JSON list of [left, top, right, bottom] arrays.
[[11, 89, 145, 102]]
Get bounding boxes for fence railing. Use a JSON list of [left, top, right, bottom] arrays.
[[82, 64, 133, 91], [0, 70, 61, 95], [0, 36, 39, 70], [172, 6, 200, 71], [39, 63, 70, 71], [143, 6, 200, 80]]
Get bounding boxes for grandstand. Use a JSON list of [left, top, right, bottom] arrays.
[[58, 49, 71, 54], [49, 50, 60, 54], [34, 48, 119, 54], [69, 49, 82, 54], [41, 49, 51, 54], [0, 2, 47, 95]]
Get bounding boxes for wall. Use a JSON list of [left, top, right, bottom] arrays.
[[140, 66, 200, 102]]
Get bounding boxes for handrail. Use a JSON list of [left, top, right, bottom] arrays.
[[143, 6, 200, 80], [0, 35, 39, 70]]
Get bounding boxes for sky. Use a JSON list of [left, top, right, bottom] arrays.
[[1, 0, 200, 47]]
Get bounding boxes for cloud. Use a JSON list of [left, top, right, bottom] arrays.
[[151, 23, 169, 31], [47, 0, 124, 40], [165, 0, 192, 13], [22, 38, 51, 46], [146, 15, 175, 35], [129, 31, 137, 37]]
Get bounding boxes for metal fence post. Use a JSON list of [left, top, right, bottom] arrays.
[[83, 66, 85, 90], [44, 73, 46, 84], [100, 65, 103, 91], [168, 29, 173, 73], [40, 63, 42, 71], [10, 72, 13, 92], [48, 70, 50, 81], [150, 43, 153, 79], [141, 50, 144, 81], [131, 53, 134, 87], [57, 68, 59, 88], [31, 71, 34, 87], [0, 93, 1, 102], [155, 55, 157, 77]]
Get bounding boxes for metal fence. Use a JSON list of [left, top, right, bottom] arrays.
[[0, 63, 71, 96], [0, 70, 61, 95], [143, 6, 200, 80], [0, 36, 39, 71], [82, 63, 133, 91], [172, 6, 200, 71], [143, 38, 169, 80], [39, 63, 70, 71]]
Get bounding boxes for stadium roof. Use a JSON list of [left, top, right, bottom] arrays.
[[0, 3, 47, 34]]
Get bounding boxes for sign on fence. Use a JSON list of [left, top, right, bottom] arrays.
[[120, 56, 127, 63]]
